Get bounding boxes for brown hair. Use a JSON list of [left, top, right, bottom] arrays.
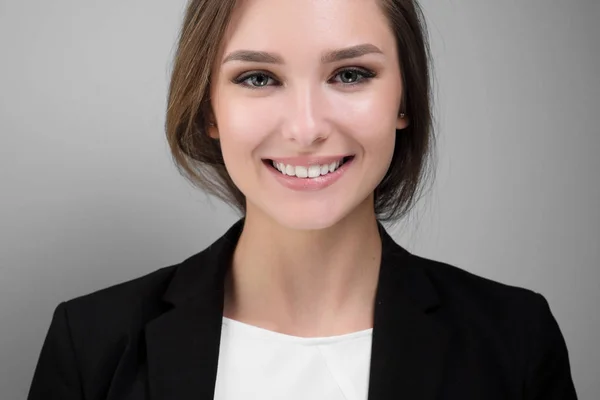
[[166, 0, 436, 223]]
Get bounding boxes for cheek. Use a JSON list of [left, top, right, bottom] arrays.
[[342, 97, 398, 187], [217, 97, 275, 158], [333, 76, 402, 138], [215, 96, 279, 191], [345, 94, 398, 153]]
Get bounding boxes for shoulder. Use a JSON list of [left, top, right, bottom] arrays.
[[379, 222, 546, 324], [410, 252, 545, 313], [62, 263, 178, 324], [404, 252, 558, 351], [407, 253, 564, 364], [51, 221, 239, 349], [408, 253, 577, 396], [53, 264, 179, 353], [31, 260, 197, 398], [31, 263, 182, 396]]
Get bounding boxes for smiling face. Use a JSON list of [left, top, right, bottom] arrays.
[[209, 0, 407, 230]]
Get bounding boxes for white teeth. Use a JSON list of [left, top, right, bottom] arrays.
[[270, 158, 347, 178], [295, 166, 308, 178], [308, 165, 321, 178]]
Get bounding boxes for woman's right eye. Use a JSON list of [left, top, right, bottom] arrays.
[[233, 72, 278, 89]]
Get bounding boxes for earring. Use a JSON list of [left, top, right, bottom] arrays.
[[400, 113, 406, 119]]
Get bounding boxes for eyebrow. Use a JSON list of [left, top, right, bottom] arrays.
[[222, 43, 383, 65]]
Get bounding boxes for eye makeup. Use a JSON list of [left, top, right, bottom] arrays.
[[231, 66, 377, 89]]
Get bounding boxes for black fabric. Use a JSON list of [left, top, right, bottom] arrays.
[[28, 218, 578, 399]]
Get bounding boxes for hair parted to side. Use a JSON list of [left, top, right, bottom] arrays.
[[166, 0, 436, 223]]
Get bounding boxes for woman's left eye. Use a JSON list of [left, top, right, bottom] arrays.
[[330, 68, 376, 85]]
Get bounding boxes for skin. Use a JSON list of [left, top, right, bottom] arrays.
[[208, 0, 408, 337]]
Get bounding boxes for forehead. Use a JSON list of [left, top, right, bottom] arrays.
[[221, 0, 395, 56]]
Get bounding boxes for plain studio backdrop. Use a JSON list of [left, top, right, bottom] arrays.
[[0, 0, 598, 398]]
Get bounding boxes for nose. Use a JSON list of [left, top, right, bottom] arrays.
[[281, 84, 331, 147]]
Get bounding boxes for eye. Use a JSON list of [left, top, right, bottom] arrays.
[[233, 71, 278, 89], [330, 67, 376, 85]]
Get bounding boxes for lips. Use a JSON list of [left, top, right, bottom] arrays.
[[263, 155, 355, 191]]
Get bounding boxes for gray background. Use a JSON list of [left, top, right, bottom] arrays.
[[1, 0, 598, 398]]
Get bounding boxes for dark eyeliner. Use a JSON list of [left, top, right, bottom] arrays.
[[330, 67, 377, 84], [231, 71, 278, 87]]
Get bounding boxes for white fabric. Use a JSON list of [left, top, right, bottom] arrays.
[[214, 317, 373, 400]]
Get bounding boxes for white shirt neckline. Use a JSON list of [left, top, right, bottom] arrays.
[[222, 316, 373, 346]]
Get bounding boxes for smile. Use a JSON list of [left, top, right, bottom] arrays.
[[269, 156, 352, 178], [262, 155, 355, 191]]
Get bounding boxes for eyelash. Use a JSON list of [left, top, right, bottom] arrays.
[[232, 67, 377, 89]]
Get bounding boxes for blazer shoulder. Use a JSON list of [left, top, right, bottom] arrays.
[[408, 253, 577, 397], [409, 253, 545, 317], [57, 260, 192, 347], [64, 264, 177, 318]]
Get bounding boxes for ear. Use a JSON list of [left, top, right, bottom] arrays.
[[207, 122, 219, 139], [205, 108, 219, 139], [396, 113, 409, 130]]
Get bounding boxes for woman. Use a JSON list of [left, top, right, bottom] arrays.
[[28, 0, 578, 399]]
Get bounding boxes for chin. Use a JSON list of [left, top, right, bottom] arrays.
[[260, 199, 359, 232]]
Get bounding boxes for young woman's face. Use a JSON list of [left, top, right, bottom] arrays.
[[210, 0, 407, 230]]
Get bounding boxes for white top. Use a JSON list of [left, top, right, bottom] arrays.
[[214, 317, 373, 400]]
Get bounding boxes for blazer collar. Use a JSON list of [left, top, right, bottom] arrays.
[[145, 218, 450, 400]]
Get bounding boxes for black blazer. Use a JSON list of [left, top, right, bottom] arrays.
[[28, 219, 578, 400]]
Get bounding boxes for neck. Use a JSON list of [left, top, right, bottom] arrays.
[[223, 196, 382, 337]]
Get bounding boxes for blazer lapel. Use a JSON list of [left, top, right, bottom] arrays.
[[145, 219, 451, 400], [368, 224, 451, 400], [145, 219, 243, 400]]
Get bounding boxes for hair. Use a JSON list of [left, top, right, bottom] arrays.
[[166, 0, 436, 223]]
